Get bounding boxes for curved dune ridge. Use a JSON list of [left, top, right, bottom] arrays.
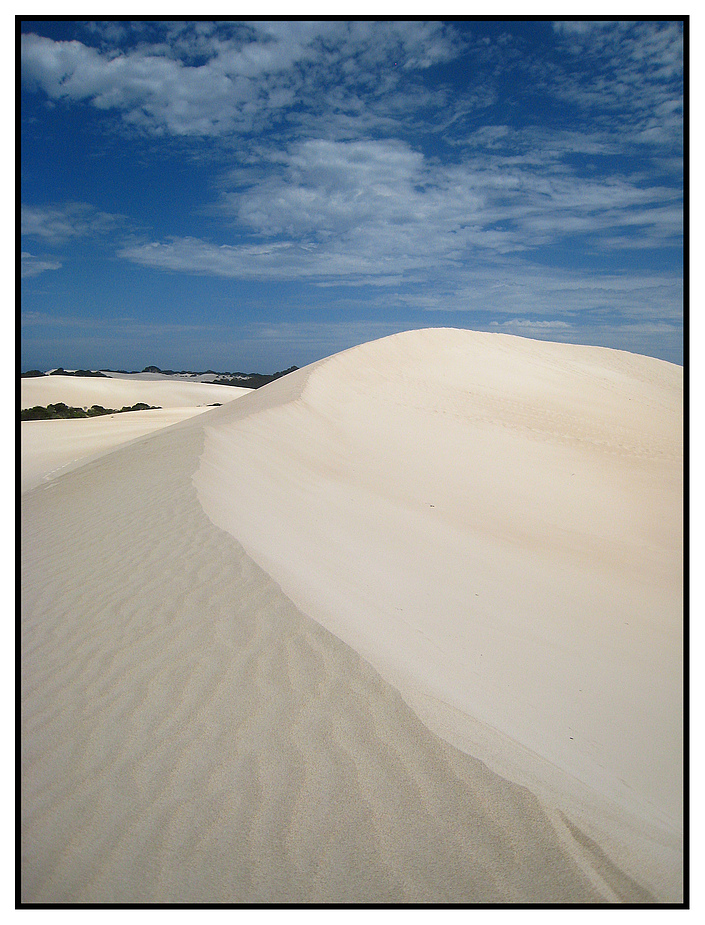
[[194, 328, 683, 899], [21, 328, 682, 903]]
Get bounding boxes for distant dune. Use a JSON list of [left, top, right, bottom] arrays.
[[21, 329, 683, 903], [21, 373, 247, 411], [20, 376, 249, 493]]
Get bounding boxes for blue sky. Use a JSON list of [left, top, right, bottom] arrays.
[[20, 18, 685, 371]]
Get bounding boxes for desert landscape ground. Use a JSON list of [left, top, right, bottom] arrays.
[[20, 328, 683, 904]]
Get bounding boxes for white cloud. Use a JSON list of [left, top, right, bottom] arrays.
[[217, 136, 682, 273], [549, 20, 683, 150], [21, 21, 682, 162], [115, 125, 682, 312], [490, 319, 573, 330], [118, 233, 413, 284], [20, 22, 465, 138], [21, 252, 62, 278], [22, 203, 120, 243], [118, 227, 682, 335], [118, 237, 305, 279]]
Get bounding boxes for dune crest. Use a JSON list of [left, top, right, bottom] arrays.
[[195, 328, 683, 900]]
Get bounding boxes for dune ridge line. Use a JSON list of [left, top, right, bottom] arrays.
[[194, 327, 682, 901]]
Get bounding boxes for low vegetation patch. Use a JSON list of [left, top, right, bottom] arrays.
[[21, 402, 161, 421], [47, 368, 108, 378]]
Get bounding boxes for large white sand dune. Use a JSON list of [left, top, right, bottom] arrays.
[[21, 328, 683, 903]]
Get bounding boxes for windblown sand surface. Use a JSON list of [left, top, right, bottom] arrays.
[[21, 329, 682, 903], [20, 377, 248, 493]]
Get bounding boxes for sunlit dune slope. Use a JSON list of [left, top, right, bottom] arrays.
[[195, 327, 683, 893]]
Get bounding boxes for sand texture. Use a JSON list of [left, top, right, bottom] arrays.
[[21, 329, 683, 903]]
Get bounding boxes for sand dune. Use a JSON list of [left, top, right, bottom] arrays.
[[20, 377, 249, 493], [194, 329, 683, 899], [21, 373, 247, 410], [21, 407, 213, 493], [21, 329, 683, 903]]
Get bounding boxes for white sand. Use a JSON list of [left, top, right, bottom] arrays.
[[98, 370, 243, 383], [20, 377, 249, 493], [194, 328, 683, 900], [21, 329, 683, 903], [21, 374, 247, 410], [22, 407, 210, 493]]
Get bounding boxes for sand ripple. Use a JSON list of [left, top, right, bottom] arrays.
[[21, 415, 621, 903]]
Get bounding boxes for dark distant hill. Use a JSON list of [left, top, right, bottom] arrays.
[[214, 366, 299, 389], [49, 368, 108, 378], [21, 365, 299, 388], [20, 368, 108, 378], [138, 365, 300, 388], [142, 366, 218, 375]]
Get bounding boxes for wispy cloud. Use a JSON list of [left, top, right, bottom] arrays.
[[21, 20, 682, 158], [22, 202, 121, 243], [121, 133, 682, 292], [20, 22, 464, 138], [21, 252, 63, 278], [550, 21, 683, 148], [489, 319, 573, 332]]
